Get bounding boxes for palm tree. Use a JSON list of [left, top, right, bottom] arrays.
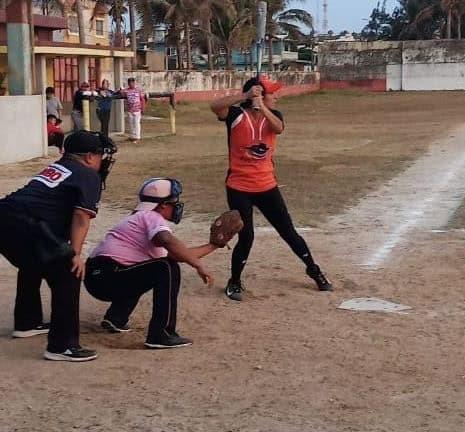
[[136, 0, 200, 70], [195, 0, 234, 70], [265, 0, 313, 71], [441, 0, 465, 38], [128, 0, 137, 67], [211, 0, 253, 69]]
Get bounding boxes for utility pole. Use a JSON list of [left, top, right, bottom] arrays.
[[322, 0, 328, 34]]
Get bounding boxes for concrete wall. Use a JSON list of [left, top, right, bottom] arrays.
[[319, 41, 401, 91], [398, 40, 465, 90], [123, 71, 320, 101], [320, 39, 465, 91], [0, 95, 47, 164]]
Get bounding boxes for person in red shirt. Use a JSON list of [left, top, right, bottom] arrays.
[[47, 114, 64, 153], [211, 76, 332, 301]]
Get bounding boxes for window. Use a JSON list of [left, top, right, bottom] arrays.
[[54, 58, 79, 102], [95, 19, 104, 37], [68, 15, 78, 34], [167, 47, 177, 56], [53, 58, 99, 102]]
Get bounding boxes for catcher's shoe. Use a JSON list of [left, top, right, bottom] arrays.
[[44, 346, 98, 362], [101, 319, 131, 333], [12, 323, 50, 338], [307, 265, 333, 292], [225, 279, 245, 301], [145, 330, 193, 349]]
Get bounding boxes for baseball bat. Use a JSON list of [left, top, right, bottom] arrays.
[[253, 1, 267, 110]]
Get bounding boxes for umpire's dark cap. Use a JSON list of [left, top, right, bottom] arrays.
[[64, 130, 117, 155]]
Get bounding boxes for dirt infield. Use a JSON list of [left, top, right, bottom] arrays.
[[1, 91, 465, 432]]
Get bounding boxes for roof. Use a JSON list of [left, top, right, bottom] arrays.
[[0, 11, 68, 30]]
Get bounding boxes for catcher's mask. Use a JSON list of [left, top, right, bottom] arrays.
[[136, 177, 184, 224], [64, 131, 118, 189], [97, 134, 118, 190]]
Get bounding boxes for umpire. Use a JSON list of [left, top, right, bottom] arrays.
[[0, 130, 117, 362]]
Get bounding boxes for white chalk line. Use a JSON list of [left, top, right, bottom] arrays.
[[362, 150, 465, 269]]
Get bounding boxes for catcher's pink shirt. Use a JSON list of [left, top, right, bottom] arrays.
[[90, 210, 171, 266]]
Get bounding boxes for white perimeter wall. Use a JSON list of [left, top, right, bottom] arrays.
[[386, 41, 465, 91], [0, 95, 47, 164]]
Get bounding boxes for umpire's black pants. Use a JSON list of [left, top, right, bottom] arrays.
[[85, 256, 181, 341], [0, 203, 80, 352], [15, 268, 44, 331], [227, 186, 317, 282]]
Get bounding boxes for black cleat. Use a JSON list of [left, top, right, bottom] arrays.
[[224, 279, 245, 301], [307, 265, 333, 291], [44, 346, 98, 362], [145, 331, 193, 349]]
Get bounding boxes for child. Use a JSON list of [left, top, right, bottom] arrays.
[[85, 178, 220, 349], [47, 114, 65, 153], [45, 87, 63, 120]]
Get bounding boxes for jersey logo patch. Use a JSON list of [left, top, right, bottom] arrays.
[[32, 163, 72, 188], [245, 143, 270, 160]]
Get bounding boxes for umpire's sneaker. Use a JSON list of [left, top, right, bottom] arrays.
[[145, 330, 193, 349], [225, 279, 245, 301], [307, 265, 333, 292], [44, 346, 98, 362], [101, 319, 131, 333], [12, 323, 50, 338]]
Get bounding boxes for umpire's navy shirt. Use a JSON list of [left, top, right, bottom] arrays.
[[2, 155, 101, 240]]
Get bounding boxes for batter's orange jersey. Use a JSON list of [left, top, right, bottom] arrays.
[[220, 106, 284, 193]]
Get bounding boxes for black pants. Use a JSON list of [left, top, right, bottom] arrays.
[[227, 186, 317, 281], [85, 256, 181, 340], [48, 132, 64, 151], [0, 204, 80, 352], [15, 268, 43, 331], [97, 109, 111, 137]]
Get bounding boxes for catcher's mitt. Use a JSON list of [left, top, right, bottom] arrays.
[[210, 210, 244, 248]]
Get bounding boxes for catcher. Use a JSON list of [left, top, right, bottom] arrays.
[[84, 177, 243, 349]]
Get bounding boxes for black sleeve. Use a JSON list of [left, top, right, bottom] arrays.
[[71, 170, 102, 217], [271, 109, 284, 123], [219, 106, 242, 127]]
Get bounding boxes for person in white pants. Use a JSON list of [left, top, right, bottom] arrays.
[[127, 111, 142, 142], [122, 78, 146, 143]]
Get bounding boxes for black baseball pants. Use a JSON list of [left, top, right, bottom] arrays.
[[226, 186, 317, 282], [0, 203, 80, 352], [85, 256, 181, 340]]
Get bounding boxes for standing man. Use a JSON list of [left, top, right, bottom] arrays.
[[0, 131, 117, 361], [210, 76, 333, 301], [71, 82, 91, 131], [122, 77, 145, 144]]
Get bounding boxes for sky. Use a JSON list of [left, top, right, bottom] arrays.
[[288, 0, 399, 33]]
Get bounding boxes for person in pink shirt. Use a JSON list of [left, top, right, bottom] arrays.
[[84, 178, 219, 349], [122, 77, 145, 144]]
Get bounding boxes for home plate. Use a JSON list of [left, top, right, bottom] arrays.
[[338, 298, 412, 314]]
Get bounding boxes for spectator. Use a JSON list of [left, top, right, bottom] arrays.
[[71, 82, 90, 131], [45, 87, 63, 120], [96, 79, 116, 137], [46, 114, 65, 153], [122, 77, 145, 144]]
